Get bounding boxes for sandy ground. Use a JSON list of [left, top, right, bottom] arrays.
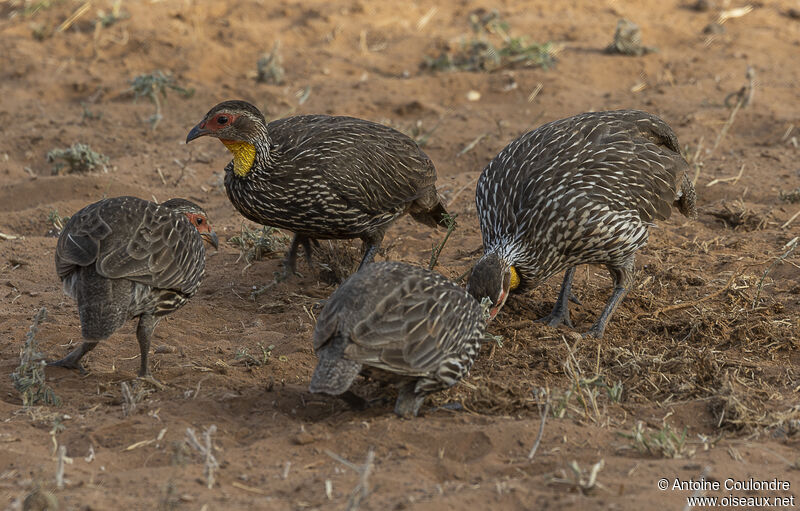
[[1, 0, 799, 509]]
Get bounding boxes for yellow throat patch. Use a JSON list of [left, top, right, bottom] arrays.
[[509, 266, 520, 291], [221, 140, 256, 177]]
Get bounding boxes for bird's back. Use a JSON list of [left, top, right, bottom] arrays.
[[226, 115, 442, 237], [477, 110, 695, 276], [313, 262, 485, 380], [56, 197, 207, 334]]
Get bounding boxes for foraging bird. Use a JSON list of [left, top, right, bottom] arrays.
[[49, 196, 219, 384], [467, 110, 696, 338], [309, 262, 486, 417], [186, 100, 448, 275]]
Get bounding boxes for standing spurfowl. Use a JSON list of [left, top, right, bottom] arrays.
[[467, 110, 697, 338], [186, 100, 448, 275], [309, 262, 486, 417], [49, 196, 219, 384]]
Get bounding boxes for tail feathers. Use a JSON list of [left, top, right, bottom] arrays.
[[675, 172, 698, 219], [309, 343, 362, 396], [410, 194, 451, 229], [75, 267, 131, 340]]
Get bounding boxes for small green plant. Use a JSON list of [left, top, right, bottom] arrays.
[[234, 343, 275, 367], [779, 187, 800, 203], [22, 0, 61, 17], [95, 0, 128, 27], [383, 118, 442, 148], [257, 42, 285, 84], [129, 71, 194, 130], [120, 381, 151, 416], [422, 10, 556, 72], [11, 308, 60, 407], [46, 143, 108, 174], [229, 224, 288, 267], [81, 102, 103, 121], [606, 380, 623, 403], [622, 421, 694, 458], [428, 212, 458, 270], [47, 209, 69, 236], [605, 19, 656, 56]]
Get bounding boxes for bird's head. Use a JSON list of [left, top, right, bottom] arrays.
[[466, 252, 519, 321], [185, 100, 267, 178], [161, 198, 219, 250]]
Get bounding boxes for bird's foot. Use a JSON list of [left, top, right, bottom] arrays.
[[47, 357, 88, 375], [431, 401, 464, 412], [569, 292, 582, 306], [582, 324, 605, 339], [339, 391, 388, 411], [137, 373, 165, 390], [535, 305, 574, 329], [276, 267, 303, 282]]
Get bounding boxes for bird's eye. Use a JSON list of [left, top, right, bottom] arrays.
[[217, 115, 229, 125], [196, 217, 204, 225]]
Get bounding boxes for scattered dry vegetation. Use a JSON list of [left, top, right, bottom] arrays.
[[11, 308, 60, 407], [423, 10, 557, 72], [256, 42, 285, 84], [46, 143, 108, 175], [129, 71, 194, 130], [228, 223, 288, 267]]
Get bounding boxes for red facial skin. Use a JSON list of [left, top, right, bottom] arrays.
[[204, 113, 239, 134], [184, 212, 212, 234]]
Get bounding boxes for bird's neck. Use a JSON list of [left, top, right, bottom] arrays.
[[221, 128, 273, 178]]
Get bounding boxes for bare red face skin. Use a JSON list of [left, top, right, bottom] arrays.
[[184, 212, 212, 233], [205, 112, 239, 133]]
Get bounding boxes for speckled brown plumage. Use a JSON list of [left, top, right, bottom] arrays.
[[49, 196, 218, 382], [309, 262, 486, 417], [186, 100, 448, 275], [467, 110, 697, 337]]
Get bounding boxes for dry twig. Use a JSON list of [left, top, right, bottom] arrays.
[[185, 425, 219, 489], [325, 448, 375, 510]]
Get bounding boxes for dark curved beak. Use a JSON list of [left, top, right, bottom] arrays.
[[201, 231, 219, 250], [186, 123, 209, 143]]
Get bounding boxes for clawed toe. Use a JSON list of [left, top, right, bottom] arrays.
[[47, 358, 88, 375], [137, 373, 165, 390], [535, 310, 573, 329]]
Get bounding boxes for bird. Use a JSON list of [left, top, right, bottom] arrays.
[[309, 262, 487, 417], [466, 110, 697, 338], [48, 196, 219, 385], [185, 100, 449, 276]]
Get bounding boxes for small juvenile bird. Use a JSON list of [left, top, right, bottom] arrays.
[[49, 196, 218, 384], [467, 110, 696, 338], [186, 100, 448, 275], [309, 262, 487, 417]]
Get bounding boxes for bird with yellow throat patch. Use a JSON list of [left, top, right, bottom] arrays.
[[466, 110, 696, 338], [186, 100, 449, 277]]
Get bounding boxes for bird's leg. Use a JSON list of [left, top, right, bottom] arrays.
[[537, 267, 579, 328], [136, 314, 164, 389], [301, 237, 315, 267], [393, 381, 426, 418], [48, 341, 99, 374], [585, 257, 634, 339], [357, 231, 385, 271], [281, 234, 305, 279]]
